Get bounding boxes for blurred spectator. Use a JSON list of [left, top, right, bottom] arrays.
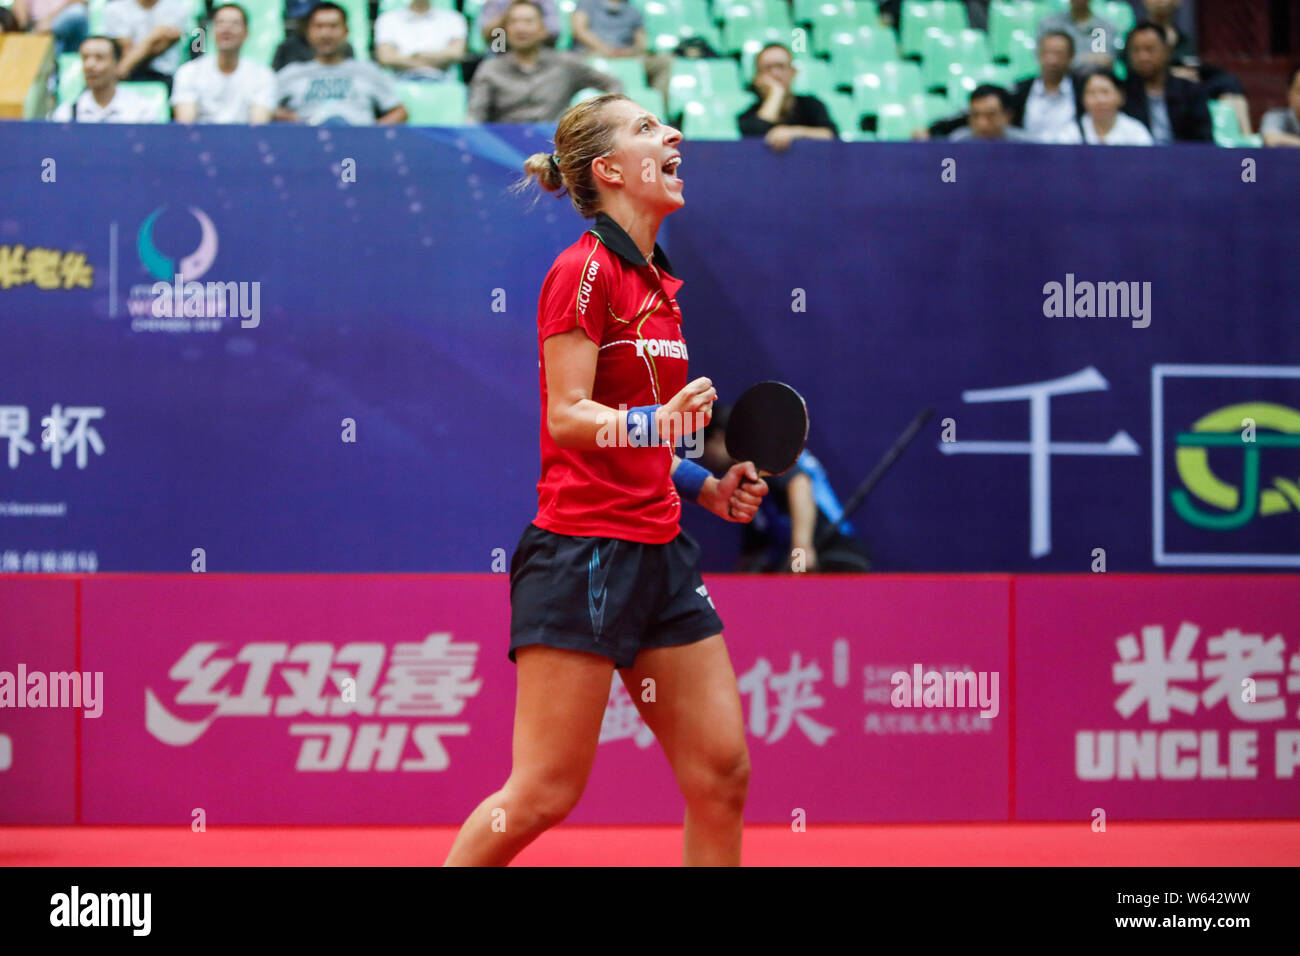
[[274, 2, 407, 124], [738, 43, 836, 152], [1142, 0, 1250, 134], [570, 0, 670, 102], [1008, 30, 1078, 142], [374, 0, 466, 82], [1038, 0, 1119, 73], [273, 0, 352, 69], [700, 407, 870, 573], [103, 0, 190, 87], [466, 0, 620, 123], [11, 0, 88, 55], [478, 0, 559, 52], [171, 4, 274, 123], [1260, 65, 1300, 148], [949, 84, 1028, 141], [1055, 69, 1153, 145], [1123, 21, 1211, 143], [51, 35, 158, 121], [0, 6, 17, 31]]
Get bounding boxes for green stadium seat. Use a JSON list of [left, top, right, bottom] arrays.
[[1207, 99, 1256, 147], [791, 57, 834, 97], [824, 90, 862, 139], [809, 1, 854, 41], [627, 86, 668, 120], [852, 59, 923, 115], [1096, 1, 1134, 35], [875, 99, 919, 140], [117, 81, 171, 122], [237, 0, 285, 26], [827, 25, 899, 80], [668, 58, 743, 118], [989, 1, 1037, 61], [901, 1, 967, 58], [57, 53, 84, 106], [240, 21, 285, 67], [680, 92, 753, 140], [946, 63, 1015, 109], [401, 80, 467, 124], [379, 0, 456, 11], [921, 29, 957, 90], [1004, 31, 1037, 81], [586, 56, 649, 92], [87, 0, 106, 33]]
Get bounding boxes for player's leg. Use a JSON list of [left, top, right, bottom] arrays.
[[443, 645, 614, 866], [619, 634, 749, 865]]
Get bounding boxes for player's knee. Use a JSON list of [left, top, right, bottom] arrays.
[[680, 745, 750, 812], [508, 775, 586, 830]]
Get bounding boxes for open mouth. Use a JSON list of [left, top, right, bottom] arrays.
[[661, 155, 682, 184]]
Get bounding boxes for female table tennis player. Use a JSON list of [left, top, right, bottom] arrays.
[[443, 93, 768, 866]]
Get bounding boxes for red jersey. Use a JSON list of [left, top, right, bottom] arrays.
[[533, 212, 689, 543]]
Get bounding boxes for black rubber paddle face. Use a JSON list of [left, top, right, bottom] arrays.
[[725, 381, 809, 475]]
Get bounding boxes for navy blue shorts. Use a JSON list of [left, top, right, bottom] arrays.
[[508, 522, 724, 670]]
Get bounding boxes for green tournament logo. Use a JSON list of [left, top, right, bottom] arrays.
[[1171, 403, 1300, 530]]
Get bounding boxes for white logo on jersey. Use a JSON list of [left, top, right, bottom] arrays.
[[634, 337, 688, 359], [576, 259, 600, 316]]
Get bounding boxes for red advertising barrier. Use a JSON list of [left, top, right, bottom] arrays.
[[1, 573, 1296, 824], [1014, 575, 1300, 821]]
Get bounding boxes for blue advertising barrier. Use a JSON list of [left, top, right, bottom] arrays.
[[1, 124, 1297, 571]]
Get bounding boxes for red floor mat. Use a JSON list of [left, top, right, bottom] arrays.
[[3, 822, 1298, 866]]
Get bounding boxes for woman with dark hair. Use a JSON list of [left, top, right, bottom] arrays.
[[1056, 69, 1154, 146], [444, 93, 768, 866]]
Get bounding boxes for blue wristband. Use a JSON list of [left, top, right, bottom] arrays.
[[672, 456, 710, 503], [626, 405, 662, 447]]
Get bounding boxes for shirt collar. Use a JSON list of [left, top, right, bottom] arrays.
[[588, 211, 676, 277], [1031, 75, 1073, 98]]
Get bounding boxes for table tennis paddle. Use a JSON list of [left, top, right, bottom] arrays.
[[724, 381, 809, 487]]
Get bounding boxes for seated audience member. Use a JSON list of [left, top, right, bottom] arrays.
[[477, 0, 559, 51], [374, 0, 467, 82], [1037, 0, 1119, 73], [700, 408, 870, 574], [51, 35, 159, 121], [272, 0, 352, 68], [466, 0, 620, 123], [570, 0, 670, 102], [949, 84, 1029, 141], [171, 3, 274, 123], [102, 0, 190, 88], [11, 0, 88, 55], [1056, 68, 1153, 145], [274, 2, 408, 125], [1260, 65, 1300, 147], [1122, 21, 1212, 143], [738, 43, 837, 151], [1144, 0, 1250, 130], [1008, 30, 1078, 142]]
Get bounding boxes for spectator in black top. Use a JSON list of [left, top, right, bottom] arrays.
[[1122, 20, 1212, 143], [1141, 0, 1251, 135], [738, 43, 837, 151]]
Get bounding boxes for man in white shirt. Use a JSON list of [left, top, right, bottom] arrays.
[[103, 0, 192, 85], [171, 4, 275, 123], [51, 35, 161, 122], [374, 0, 467, 82], [1016, 30, 1078, 142], [274, 2, 408, 125]]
